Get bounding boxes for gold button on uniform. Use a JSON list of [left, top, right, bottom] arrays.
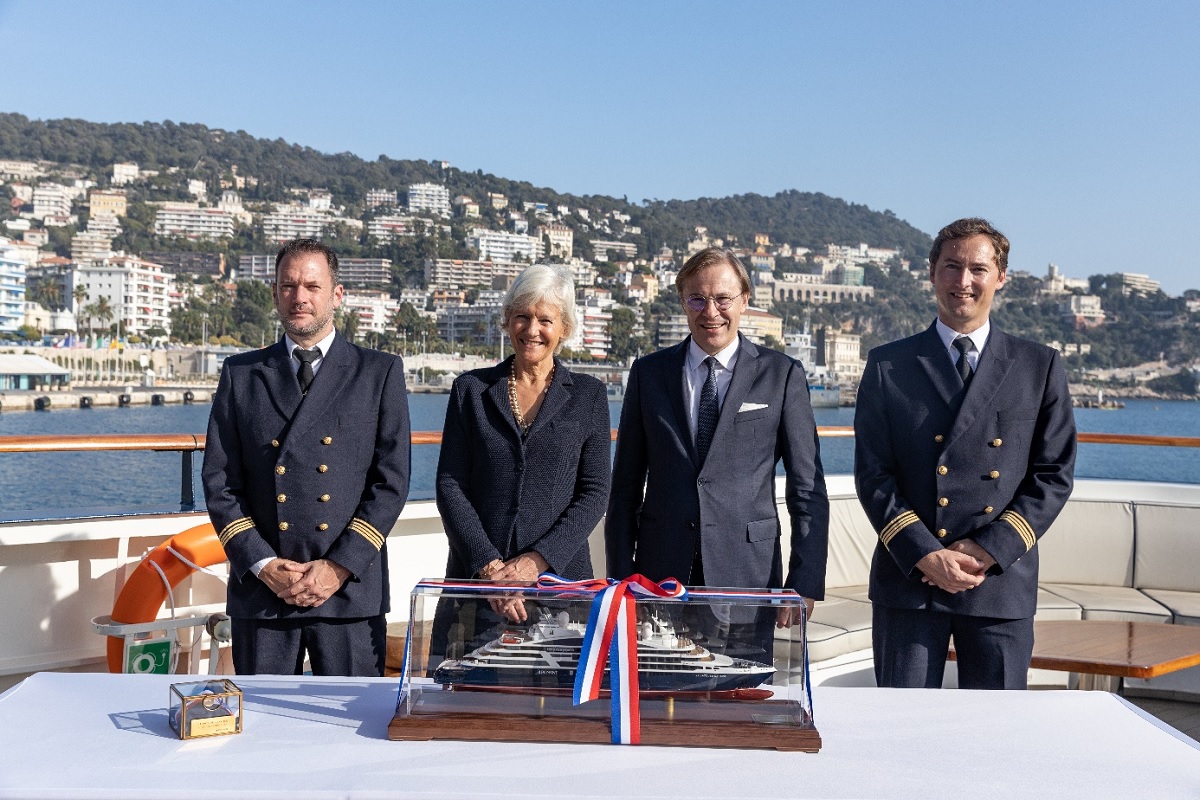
[[936, 528, 948, 538], [989, 470, 1000, 479], [319, 494, 330, 502], [276, 465, 286, 475], [322, 436, 333, 445], [937, 465, 949, 476], [318, 464, 328, 473], [276, 494, 286, 503], [984, 506, 994, 514], [317, 523, 329, 531], [934, 434, 944, 443], [271, 439, 280, 448], [938, 497, 949, 507], [278, 522, 289, 531], [991, 438, 1003, 447]]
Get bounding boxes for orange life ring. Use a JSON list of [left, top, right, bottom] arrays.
[[106, 522, 228, 673]]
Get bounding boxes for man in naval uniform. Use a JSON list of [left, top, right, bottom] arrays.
[[855, 217, 1076, 689], [203, 238, 410, 676]]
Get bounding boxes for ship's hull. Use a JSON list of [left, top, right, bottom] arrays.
[[808, 384, 841, 408], [433, 660, 773, 694]]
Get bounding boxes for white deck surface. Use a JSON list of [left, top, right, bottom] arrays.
[[1, 672, 1198, 799]]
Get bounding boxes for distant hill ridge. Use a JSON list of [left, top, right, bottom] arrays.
[[0, 112, 932, 258]]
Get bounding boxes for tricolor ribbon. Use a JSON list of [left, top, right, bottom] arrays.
[[536, 573, 687, 744]]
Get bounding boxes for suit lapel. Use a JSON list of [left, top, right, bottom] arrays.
[[709, 334, 759, 453], [916, 324, 963, 412], [528, 358, 570, 437], [284, 334, 356, 445], [660, 340, 696, 466], [950, 327, 1014, 439], [261, 340, 301, 420], [485, 357, 522, 438]]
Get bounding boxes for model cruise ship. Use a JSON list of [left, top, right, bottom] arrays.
[[433, 611, 775, 694]]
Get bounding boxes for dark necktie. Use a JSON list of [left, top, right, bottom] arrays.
[[294, 347, 320, 395], [952, 337, 974, 386], [696, 356, 719, 465]]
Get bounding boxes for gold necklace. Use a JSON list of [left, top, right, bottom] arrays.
[[509, 360, 555, 433]]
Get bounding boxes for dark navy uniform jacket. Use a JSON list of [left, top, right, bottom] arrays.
[[435, 356, 610, 580], [606, 334, 829, 597], [202, 334, 411, 619], [855, 323, 1076, 619]]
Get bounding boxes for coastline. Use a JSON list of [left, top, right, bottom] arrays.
[[0, 386, 214, 412], [1068, 383, 1199, 402]]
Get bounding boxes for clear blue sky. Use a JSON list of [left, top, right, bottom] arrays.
[[1, 1, 1197, 293]]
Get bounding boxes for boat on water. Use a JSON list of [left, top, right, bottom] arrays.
[[807, 382, 841, 408], [432, 610, 774, 694]]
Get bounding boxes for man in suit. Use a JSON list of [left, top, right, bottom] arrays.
[[855, 217, 1076, 689], [606, 247, 829, 628], [203, 238, 410, 676]]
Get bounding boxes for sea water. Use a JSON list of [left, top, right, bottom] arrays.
[[0, 395, 1195, 519]]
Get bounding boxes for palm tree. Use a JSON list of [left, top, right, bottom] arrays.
[[337, 308, 361, 344], [72, 284, 88, 313], [78, 302, 96, 337], [94, 296, 114, 334]]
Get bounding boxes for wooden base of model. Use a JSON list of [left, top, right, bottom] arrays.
[[390, 688, 821, 752]]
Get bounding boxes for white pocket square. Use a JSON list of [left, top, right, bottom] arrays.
[[739, 402, 768, 412]]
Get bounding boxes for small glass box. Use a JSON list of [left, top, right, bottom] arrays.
[[390, 579, 819, 751], [169, 679, 243, 739]]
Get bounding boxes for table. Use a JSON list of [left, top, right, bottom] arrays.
[[1, 672, 1198, 799], [948, 620, 1200, 691], [1031, 621, 1200, 691]]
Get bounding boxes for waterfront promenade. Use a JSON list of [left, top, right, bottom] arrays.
[[0, 386, 214, 412]]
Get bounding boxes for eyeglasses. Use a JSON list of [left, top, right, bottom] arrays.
[[684, 294, 742, 312]]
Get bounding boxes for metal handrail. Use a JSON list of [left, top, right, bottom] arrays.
[[3, 429, 1198, 451], [2, 430, 1197, 514]]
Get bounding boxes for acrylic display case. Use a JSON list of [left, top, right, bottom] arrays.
[[389, 578, 820, 751], [169, 679, 243, 740]]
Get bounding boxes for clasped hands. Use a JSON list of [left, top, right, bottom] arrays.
[[479, 553, 550, 623], [259, 558, 350, 608], [917, 539, 996, 593]]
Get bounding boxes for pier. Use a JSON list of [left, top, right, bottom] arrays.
[[0, 387, 214, 412]]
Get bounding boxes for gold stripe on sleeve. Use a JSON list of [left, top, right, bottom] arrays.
[[218, 517, 255, 546], [999, 510, 1037, 552], [348, 518, 385, 550], [880, 511, 920, 548]]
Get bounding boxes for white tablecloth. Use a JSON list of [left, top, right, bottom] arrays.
[[0, 672, 1197, 799]]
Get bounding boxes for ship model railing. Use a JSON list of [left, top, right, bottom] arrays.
[[0, 429, 1198, 514]]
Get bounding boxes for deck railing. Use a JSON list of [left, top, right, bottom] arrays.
[[1, 430, 1198, 514]]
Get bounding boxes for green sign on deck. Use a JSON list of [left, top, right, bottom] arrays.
[[125, 637, 172, 674]]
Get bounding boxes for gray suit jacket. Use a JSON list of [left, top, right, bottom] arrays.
[[606, 334, 829, 597], [855, 323, 1076, 618], [202, 334, 411, 619]]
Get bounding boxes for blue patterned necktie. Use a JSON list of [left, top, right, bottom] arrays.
[[696, 356, 719, 465], [952, 337, 974, 386]]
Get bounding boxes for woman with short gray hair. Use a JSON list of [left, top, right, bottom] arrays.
[[435, 263, 610, 621]]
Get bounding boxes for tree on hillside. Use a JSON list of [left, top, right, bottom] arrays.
[[233, 280, 275, 345], [607, 306, 648, 363]]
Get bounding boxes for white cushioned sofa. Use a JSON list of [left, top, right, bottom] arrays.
[[786, 477, 1200, 691]]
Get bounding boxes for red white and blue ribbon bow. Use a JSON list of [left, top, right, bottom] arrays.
[[536, 573, 687, 744]]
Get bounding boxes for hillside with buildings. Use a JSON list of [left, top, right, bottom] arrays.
[[0, 113, 1196, 395]]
